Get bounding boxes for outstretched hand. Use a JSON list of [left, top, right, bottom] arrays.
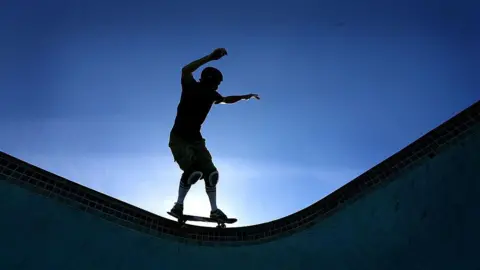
[[245, 94, 260, 100], [209, 48, 228, 60]]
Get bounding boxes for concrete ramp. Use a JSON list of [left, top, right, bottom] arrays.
[[1, 101, 479, 269]]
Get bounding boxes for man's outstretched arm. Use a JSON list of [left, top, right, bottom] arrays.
[[216, 94, 260, 104]]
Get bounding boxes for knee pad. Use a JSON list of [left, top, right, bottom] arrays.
[[181, 171, 203, 185], [206, 170, 219, 187]]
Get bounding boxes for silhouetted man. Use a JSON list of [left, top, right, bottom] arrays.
[[169, 48, 260, 220]]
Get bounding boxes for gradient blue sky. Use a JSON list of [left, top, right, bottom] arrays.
[[1, 0, 478, 227]]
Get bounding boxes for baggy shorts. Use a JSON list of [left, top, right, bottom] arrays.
[[168, 132, 217, 174]]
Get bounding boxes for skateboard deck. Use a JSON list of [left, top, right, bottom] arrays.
[[167, 211, 237, 228]]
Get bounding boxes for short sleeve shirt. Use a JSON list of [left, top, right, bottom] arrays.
[[171, 75, 223, 141]]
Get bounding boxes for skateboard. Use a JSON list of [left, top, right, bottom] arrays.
[[167, 211, 237, 228]]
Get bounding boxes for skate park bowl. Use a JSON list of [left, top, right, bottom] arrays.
[[1, 101, 479, 270]]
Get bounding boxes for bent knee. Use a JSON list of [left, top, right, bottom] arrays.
[[205, 170, 219, 187], [181, 170, 203, 185]]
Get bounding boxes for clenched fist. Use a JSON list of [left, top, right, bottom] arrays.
[[209, 48, 228, 60]]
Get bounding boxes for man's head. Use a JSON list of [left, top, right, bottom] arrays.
[[200, 67, 223, 91]]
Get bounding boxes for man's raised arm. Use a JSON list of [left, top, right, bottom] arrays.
[[181, 48, 227, 79], [181, 55, 211, 78]]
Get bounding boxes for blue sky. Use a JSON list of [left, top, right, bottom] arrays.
[[1, 0, 478, 227]]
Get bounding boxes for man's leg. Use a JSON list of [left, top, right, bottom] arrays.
[[169, 134, 203, 216], [177, 170, 202, 204], [170, 170, 203, 216], [194, 140, 228, 219], [205, 169, 219, 211]]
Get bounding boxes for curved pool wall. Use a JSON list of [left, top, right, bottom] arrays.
[[1, 101, 479, 270]]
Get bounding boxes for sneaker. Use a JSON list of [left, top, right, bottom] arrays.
[[210, 209, 228, 220], [170, 203, 184, 217]]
